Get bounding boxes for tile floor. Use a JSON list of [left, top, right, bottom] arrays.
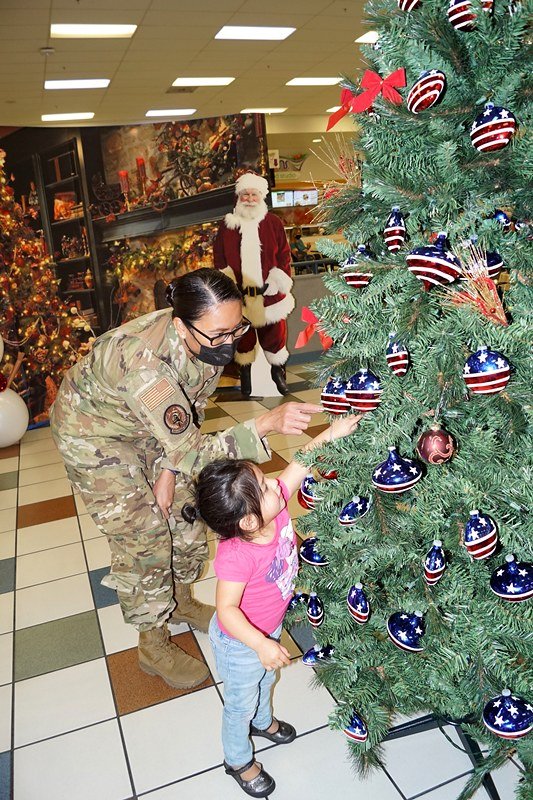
[[0, 364, 523, 800]]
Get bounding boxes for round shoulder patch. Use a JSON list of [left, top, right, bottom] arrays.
[[164, 404, 191, 435]]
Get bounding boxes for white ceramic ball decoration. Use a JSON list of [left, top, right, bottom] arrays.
[[0, 388, 29, 447]]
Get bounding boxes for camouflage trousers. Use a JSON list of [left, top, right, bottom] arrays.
[[66, 462, 209, 631]]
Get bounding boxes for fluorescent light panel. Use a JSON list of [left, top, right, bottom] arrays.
[[50, 24, 137, 38], [45, 79, 110, 90], [172, 77, 234, 86], [41, 112, 95, 121], [286, 77, 340, 86], [215, 26, 295, 40], [326, 106, 341, 113], [145, 109, 196, 117], [312, 138, 322, 142], [354, 31, 379, 43], [240, 107, 287, 113]]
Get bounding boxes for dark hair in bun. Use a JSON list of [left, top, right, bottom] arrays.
[[165, 268, 242, 323], [181, 503, 199, 524]]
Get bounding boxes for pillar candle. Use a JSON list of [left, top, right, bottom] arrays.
[[118, 170, 130, 194]]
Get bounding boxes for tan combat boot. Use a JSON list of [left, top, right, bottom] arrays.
[[168, 583, 215, 633], [138, 623, 209, 689]]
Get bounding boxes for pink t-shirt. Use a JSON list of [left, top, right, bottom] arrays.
[[214, 479, 298, 637]]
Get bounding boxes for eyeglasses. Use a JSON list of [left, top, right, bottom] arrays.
[[185, 318, 251, 347]]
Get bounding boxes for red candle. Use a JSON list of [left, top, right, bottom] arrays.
[[135, 157, 146, 180], [118, 170, 130, 194]]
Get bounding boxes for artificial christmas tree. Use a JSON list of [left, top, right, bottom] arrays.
[[290, 0, 531, 797]]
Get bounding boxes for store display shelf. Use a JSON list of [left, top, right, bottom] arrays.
[[45, 175, 79, 190], [55, 255, 90, 266], [64, 288, 94, 295], [51, 215, 84, 227]]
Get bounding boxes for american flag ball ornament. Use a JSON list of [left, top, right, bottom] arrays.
[[297, 488, 312, 510], [461, 249, 503, 281], [398, 0, 421, 9], [490, 554, 533, 603], [338, 495, 371, 526], [341, 246, 374, 288], [317, 465, 338, 480], [372, 447, 423, 493], [300, 474, 321, 509], [383, 206, 406, 252], [346, 369, 383, 413], [406, 70, 446, 114], [406, 232, 462, 290], [302, 643, 335, 666], [343, 710, 368, 743], [300, 537, 329, 567], [347, 583, 370, 623], [463, 509, 498, 560], [463, 345, 510, 395], [342, 269, 373, 289], [387, 610, 425, 652], [447, 0, 476, 30], [288, 591, 309, 611], [424, 540, 446, 585], [386, 332, 410, 377], [307, 592, 325, 627], [470, 102, 517, 153], [321, 376, 351, 415], [482, 690, 533, 740]]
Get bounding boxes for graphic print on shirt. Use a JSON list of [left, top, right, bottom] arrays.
[[265, 521, 298, 599]]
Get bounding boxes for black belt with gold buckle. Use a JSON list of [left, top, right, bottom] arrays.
[[243, 285, 267, 297]]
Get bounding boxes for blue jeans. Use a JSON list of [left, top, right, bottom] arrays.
[[209, 614, 283, 768]]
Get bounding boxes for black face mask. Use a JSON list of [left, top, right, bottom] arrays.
[[196, 341, 236, 367]]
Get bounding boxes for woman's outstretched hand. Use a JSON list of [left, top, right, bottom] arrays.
[[255, 402, 323, 438]]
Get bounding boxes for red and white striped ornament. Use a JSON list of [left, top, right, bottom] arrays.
[[383, 206, 406, 252], [463, 346, 511, 395], [463, 510, 499, 560], [346, 369, 383, 412], [398, 0, 421, 9], [470, 103, 517, 153], [343, 271, 373, 288], [406, 232, 462, 290], [321, 376, 351, 414], [386, 332, 409, 377], [448, 0, 494, 32], [407, 70, 446, 114], [424, 540, 446, 585]]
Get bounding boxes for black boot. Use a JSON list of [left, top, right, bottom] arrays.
[[240, 364, 252, 397], [271, 364, 289, 395]]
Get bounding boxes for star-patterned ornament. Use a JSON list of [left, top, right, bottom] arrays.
[[482, 689, 533, 740], [321, 376, 351, 415], [470, 103, 517, 153], [288, 591, 309, 611], [300, 536, 329, 567], [299, 475, 322, 509], [383, 207, 406, 252], [463, 345, 511, 395], [347, 583, 370, 623], [406, 232, 462, 290], [372, 447, 423, 493], [386, 332, 410, 377], [424, 540, 446, 585], [407, 70, 446, 114], [346, 369, 383, 413], [463, 509, 498, 560], [387, 610, 425, 652], [490, 554, 533, 603], [338, 495, 371, 526], [302, 643, 335, 666], [460, 249, 503, 281], [341, 245, 374, 288], [307, 591, 325, 627], [343, 710, 369, 742]]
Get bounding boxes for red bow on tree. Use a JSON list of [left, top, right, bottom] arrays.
[[327, 68, 406, 131], [294, 307, 333, 350]]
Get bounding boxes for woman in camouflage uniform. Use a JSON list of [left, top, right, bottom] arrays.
[[50, 269, 320, 689]]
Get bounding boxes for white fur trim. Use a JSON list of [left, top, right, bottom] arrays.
[[225, 202, 268, 230], [264, 267, 293, 296], [234, 347, 256, 366], [264, 294, 295, 326], [220, 266, 237, 283], [243, 293, 295, 328], [264, 347, 289, 366], [235, 173, 269, 197], [238, 219, 264, 288]]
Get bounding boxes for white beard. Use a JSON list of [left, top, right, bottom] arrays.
[[235, 198, 268, 220]]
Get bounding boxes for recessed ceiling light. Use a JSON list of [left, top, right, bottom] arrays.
[[354, 31, 379, 43], [44, 79, 110, 90], [240, 107, 287, 114], [50, 24, 137, 38], [286, 77, 340, 86], [312, 138, 322, 142], [41, 112, 95, 121], [145, 109, 196, 117], [215, 26, 295, 40], [326, 106, 341, 113], [172, 77, 235, 87]]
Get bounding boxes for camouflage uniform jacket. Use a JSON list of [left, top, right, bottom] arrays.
[[50, 308, 270, 475]]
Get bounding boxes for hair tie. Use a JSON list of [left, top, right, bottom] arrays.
[[181, 503, 199, 524], [165, 280, 178, 305]]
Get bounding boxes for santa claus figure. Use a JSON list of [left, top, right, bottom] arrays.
[[213, 172, 294, 396]]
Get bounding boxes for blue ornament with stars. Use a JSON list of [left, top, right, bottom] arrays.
[[288, 591, 309, 611], [406, 232, 462, 290], [386, 332, 410, 377], [321, 376, 351, 415], [302, 643, 335, 666], [383, 207, 406, 252], [463, 509, 498, 560], [347, 583, 370, 623], [343, 710, 369, 742], [372, 447, 423, 494], [346, 369, 383, 413], [407, 69, 446, 114], [482, 689, 533, 740], [299, 474, 322, 509], [387, 610, 425, 652], [424, 540, 446, 585], [300, 536, 329, 567], [470, 102, 517, 153], [307, 592, 325, 627], [338, 495, 371, 526], [463, 345, 511, 395], [341, 246, 374, 288], [493, 209, 511, 230], [490, 554, 533, 603]]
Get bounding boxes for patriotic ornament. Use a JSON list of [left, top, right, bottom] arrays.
[[288, 591, 309, 611], [407, 70, 446, 114], [460, 247, 503, 281], [317, 464, 338, 480], [302, 643, 335, 666], [482, 690, 533, 740], [343, 710, 368, 742], [493, 209, 511, 230], [416, 425, 455, 464], [386, 333, 410, 377], [346, 369, 383, 413], [406, 232, 462, 290], [490, 554, 533, 603], [471, 102, 517, 153], [383, 207, 406, 252], [447, 0, 493, 30], [463, 510, 499, 560], [321, 376, 350, 415], [300, 537, 329, 567], [298, 475, 321, 509], [341, 245, 374, 288], [372, 447, 423, 493], [307, 592, 325, 627], [339, 495, 371, 526], [387, 610, 425, 652], [347, 583, 370, 623], [463, 346, 511, 395], [424, 540, 446, 585]]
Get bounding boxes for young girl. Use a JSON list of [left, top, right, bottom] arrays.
[[182, 413, 361, 797]]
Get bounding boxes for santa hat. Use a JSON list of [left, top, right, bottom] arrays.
[[235, 172, 269, 198]]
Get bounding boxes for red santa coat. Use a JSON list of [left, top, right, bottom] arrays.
[[213, 207, 294, 328]]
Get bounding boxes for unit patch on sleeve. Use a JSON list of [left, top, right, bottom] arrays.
[[139, 378, 175, 411], [164, 404, 191, 434]]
